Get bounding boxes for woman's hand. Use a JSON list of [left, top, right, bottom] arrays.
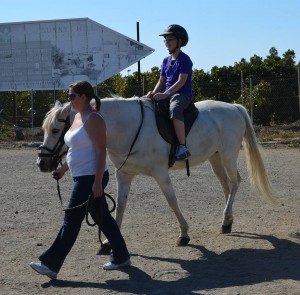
[[92, 182, 103, 198], [52, 163, 68, 180]]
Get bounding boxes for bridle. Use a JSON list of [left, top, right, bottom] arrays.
[[38, 116, 71, 169]]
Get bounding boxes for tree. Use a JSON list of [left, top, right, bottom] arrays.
[[235, 81, 272, 125], [234, 47, 299, 124]]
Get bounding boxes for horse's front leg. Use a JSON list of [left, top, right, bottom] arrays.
[[97, 170, 133, 255], [153, 169, 190, 246]]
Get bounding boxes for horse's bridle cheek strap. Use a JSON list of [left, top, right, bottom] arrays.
[[38, 116, 70, 163]]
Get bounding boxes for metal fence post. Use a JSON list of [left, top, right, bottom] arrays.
[[53, 81, 56, 103], [31, 90, 34, 143], [250, 78, 253, 123], [241, 71, 244, 105], [298, 62, 300, 114]]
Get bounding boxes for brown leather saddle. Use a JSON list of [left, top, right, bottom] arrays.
[[154, 98, 199, 173]]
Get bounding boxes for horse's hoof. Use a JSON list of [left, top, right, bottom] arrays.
[[221, 224, 232, 234], [96, 243, 112, 255], [176, 237, 190, 246]]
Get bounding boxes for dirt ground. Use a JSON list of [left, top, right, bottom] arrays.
[[1, 144, 300, 295]]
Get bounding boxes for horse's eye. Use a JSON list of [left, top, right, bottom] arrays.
[[52, 128, 60, 134]]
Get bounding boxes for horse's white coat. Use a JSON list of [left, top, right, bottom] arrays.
[[38, 97, 277, 243]]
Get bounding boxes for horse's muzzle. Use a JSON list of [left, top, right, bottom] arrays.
[[36, 157, 54, 172]]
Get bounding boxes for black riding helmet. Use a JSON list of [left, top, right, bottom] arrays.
[[159, 24, 189, 47]]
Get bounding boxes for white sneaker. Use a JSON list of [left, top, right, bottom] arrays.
[[103, 258, 131, 270], [109, 253, 114, 262], [30, 262, 57, 279]]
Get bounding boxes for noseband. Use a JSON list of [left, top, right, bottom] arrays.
[[38, 117, 71, 167]]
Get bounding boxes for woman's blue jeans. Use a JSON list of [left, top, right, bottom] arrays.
[[39, 171, 130, 273]]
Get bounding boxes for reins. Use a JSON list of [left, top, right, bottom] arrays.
[[56, 99, 144, 237], [55, 177, 116, 245], [54, 99, 144, 211], [55, 177, 115, 214], [41, 99, 145, 243]]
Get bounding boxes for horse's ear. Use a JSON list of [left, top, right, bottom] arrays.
[[54, 100, 62, 107], [90, 98, 96, 110], [61, 102, 72, 117]]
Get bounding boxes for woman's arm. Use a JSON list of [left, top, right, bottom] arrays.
[[52, 162, 69, 179], [85, 113, 107, 198]]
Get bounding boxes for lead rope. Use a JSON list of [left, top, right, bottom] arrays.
[[54, 100, 143, 242], [55, 178, 116, 245]]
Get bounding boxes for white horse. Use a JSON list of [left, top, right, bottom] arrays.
[[37, 97, 277, 246]]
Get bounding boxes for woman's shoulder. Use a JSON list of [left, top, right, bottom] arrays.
[[84, 112, 106, 135], [85, 112, 105, 125], [86, 111, 103, 119]]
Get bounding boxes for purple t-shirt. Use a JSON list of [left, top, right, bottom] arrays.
[[160, 51, 193, 98]]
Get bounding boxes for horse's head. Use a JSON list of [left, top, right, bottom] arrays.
[[37, 101, 73, 172]]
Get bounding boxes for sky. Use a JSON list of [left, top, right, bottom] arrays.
[[1, 0, 300, 75]]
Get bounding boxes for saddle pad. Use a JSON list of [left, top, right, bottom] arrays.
[[154, 99, 199, 145]]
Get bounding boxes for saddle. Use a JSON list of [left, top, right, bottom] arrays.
[[154, 98, 199, 172]]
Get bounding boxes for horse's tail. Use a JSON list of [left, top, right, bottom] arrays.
[[234, 104, 278, 204]]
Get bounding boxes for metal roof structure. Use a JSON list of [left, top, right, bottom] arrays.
[[0, 18, 154, 91]]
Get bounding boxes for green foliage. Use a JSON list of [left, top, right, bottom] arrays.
[[224, 47, 299, 125], [234, 81, 272, 125], [288, 142, 300, 148], [0, 122, 15, 139], [97, 75, 119, 98], [257, 129, 300, 141], [192, 69, 215, 101]]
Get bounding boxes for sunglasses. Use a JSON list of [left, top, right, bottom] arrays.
[[164, 38, 177, 43], [67, 93, 80, 100]]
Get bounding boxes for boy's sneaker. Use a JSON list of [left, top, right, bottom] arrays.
[[103, 258, 131, 270], [30, 262, 57, 279], [174, 145, 191, 161]]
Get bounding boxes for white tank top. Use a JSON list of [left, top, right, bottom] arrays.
[[64, 113, 107, 177]]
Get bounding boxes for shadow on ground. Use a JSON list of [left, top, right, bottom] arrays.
[[41, 232, 300, 294]]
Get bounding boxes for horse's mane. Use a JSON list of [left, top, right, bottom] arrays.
[[42, 102, 68, 135]]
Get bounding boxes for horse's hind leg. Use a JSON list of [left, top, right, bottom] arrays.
[[222, 155, 242, 234], [153, 169, 190, 246], [114, 171, 134, 228], [209, 152, 240, 234]]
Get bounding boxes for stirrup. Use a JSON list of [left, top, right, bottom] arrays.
[[174, 146, 191, 161]]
